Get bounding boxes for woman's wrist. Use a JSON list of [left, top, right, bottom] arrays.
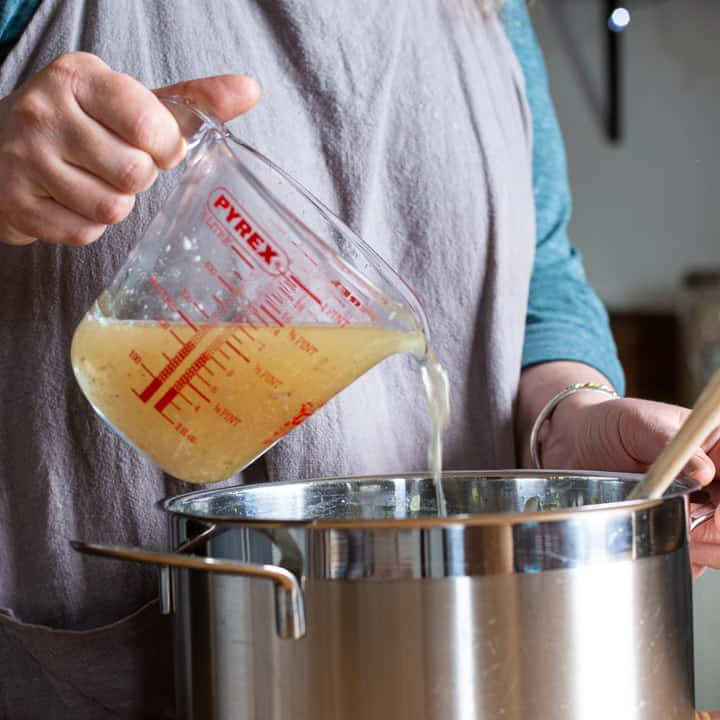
[[516, 361, 617, 467], [534, 388, 617, 469]]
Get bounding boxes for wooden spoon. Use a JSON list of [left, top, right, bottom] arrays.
[[627, 369, 720, 500]]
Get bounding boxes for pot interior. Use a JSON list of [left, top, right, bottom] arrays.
[[164, 471, 695, 525]]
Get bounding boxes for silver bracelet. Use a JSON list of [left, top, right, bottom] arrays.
[[529, 383, 619, 469]]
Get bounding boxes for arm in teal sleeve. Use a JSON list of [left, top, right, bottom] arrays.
[[0, 0, 41, 60], [502, 0, 626, 395]]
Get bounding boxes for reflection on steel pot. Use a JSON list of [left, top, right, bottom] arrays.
[[73, 470, 707, 720]]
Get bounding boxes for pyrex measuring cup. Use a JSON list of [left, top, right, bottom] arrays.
[[71, 97, 430, 484]]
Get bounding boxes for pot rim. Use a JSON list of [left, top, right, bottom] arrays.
[[160, 469, 700, 529]]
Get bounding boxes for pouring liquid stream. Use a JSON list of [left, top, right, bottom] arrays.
[[421, 349, 451, 516]]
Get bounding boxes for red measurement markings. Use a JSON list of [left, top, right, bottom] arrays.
[[265, 294, 283, 313], [218, 348, 230, 360], [213, 403, 242, 427], [193, 301, 209, 319], [209, 355, 227, 371], [261, 401, 322, 445], [217, 274, 235, 293], [238, 326, 255, 342], [321, 303, 351, 327], [153, 329, 236, 412], [290, 273, 322, 305], [174, 422, 197, 444], [261, 303, 284, 326], [177, 309, 197, 331], [248, 307, 268, 327], [149, 275, 178, 312], [140, 362, 156, 378], [137, 326, 212, 403], [226, 338, 250, 363], [160, 354, 192, 404], [196, 373, 211, 387], [158, 314, 187, 346], [331, 279, 362, 308], [288, 328, 319, 355], [159, 412, 175, 426], [254, 363, 283, 389], [187, 381, 210, 403], [230, 245, 253, 269]]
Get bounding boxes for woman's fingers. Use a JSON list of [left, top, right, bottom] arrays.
[[69, 54, 186, 169], [30, 151, 136, 225], [1, 192, 106, 246]]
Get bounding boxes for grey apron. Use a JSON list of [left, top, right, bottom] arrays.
[[0, 1, 535, 716]]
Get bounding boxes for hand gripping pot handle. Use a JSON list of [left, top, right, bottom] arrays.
[[69, 540, 306, 640]]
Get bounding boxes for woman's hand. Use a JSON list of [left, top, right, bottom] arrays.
[[0, 52, 259, 246], [539, 391, 720, 575], [517, 361, 720, 576]]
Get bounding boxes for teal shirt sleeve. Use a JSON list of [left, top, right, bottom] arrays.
[[502, 0, 626, 395], [0, 0, 41, 59]]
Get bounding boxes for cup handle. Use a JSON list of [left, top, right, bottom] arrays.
[[70, 540, 306, 640], [157, 94, 226, 149]]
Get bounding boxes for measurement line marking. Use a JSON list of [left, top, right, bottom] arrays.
[[169, 329, 185, 346], [160, 412, 174, 426], [249, 308, 268, 327], [196, 374, 211, 387], [192, 301, 210, 319], [170, 401, 181, 411], [226, 338, 250, 363], [162, 352, 173, 362], [231, 245, 254, 269], [260, 303, 284, 327], [218, 348, 230, 360], [188, 381, 210, 403], [177, 310, 197, 331], [238, 327, 255, 342], [290, 274, 322, 305], [178, 392, 192, 405], [209, 355, 227, 371], [217, 274, 235, 293], [140, 363, 156, 378]]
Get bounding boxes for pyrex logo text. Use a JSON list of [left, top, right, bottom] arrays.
[[207, 188, 289, 276]]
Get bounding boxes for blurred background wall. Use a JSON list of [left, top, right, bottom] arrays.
[[530, 0, 720, 709], [531, 0, 720, 709]]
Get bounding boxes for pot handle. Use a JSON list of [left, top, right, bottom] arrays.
[[690, 504, 717, 533], [70, 540, 306, 640]]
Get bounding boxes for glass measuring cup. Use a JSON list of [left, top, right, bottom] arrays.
[[71, 97, 432, 484]]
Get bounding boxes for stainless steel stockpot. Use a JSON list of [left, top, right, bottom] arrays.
[[74, 470, 713, 720]]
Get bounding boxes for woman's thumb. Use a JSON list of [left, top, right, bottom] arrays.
[[155, 74, 260, 123]]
